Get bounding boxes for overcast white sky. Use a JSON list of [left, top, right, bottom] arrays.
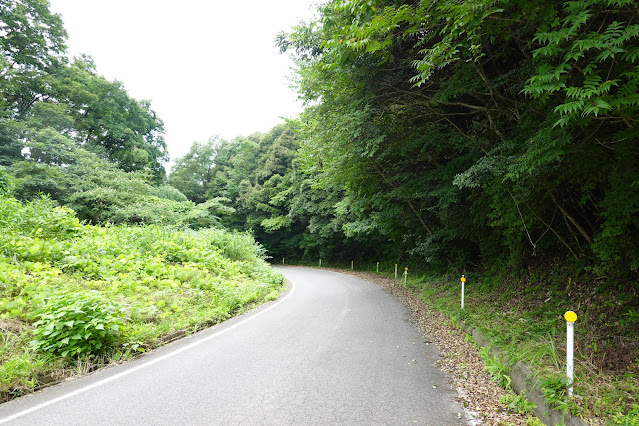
[[47, 0, 318, 165]]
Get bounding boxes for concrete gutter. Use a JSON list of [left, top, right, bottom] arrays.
[[465, 326, 587, 426]]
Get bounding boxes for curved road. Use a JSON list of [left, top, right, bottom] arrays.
[[0, 267, 465, 425]]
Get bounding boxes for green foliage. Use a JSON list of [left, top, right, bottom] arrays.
[[1, 2, 167, 180], [412, 271, 638, 423], [0, 350, 43, 397], [499, 393, 537, 416], [30, 291, 124, 359], [523, 0, 639, 128], [612, 404, 639, 425], [539, 374, 578, 421], [155, 184, 188, 202], [272, 0, 639, 275], [480, 346, 512, 389], [0, 0, 67, 117], [0, 166, 11, 195], [0, 195, 83, 239], [4, 0, 637, 415], [6, 136, 228, 228], [0, 195, 283, 400], [168, 138, 219, 203], [47, 56, 168, 179]]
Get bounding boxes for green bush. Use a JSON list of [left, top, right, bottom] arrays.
[[199, 228, 266, 261], [0, 355, 39, 395], [0, 167, 10, 195], [0, 195, 83, 239], [30, 291, 124, 359]]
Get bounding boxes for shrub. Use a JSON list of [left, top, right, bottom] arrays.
[[199, 228, 266, 261], [0, 195, 83, 239], [30, 291, 124, 359]]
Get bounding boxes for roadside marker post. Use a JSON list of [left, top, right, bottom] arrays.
[[376, 262, 379, 273], [394, 264, 398, 279], [461, 275, 466, 309], [403, 267, 408, 287], [351, 260, 354, 269], [282, 258, 285, 265], [564, 311, 577, 397], [319, 258, 322, 267]]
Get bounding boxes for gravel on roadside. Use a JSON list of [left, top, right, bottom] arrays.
[[335, 269, 532, 426]]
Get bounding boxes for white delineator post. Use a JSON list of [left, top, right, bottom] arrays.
[[394, 264, 398, 279], [461, 275, 466, 309], [351, 260, 354, 269], [319, 258, 322, 267], [564, 310, 577, 397], [376, 262, 379, 273], [403, 267, 408, 286], [282, 257, 285, 265]]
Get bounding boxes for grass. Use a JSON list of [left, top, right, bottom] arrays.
[[408, 272, 639, 425]]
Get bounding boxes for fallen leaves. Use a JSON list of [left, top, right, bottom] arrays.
[[343, 270, 531, 425]]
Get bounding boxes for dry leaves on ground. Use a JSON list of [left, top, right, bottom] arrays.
[[339, 270, 531, 426]]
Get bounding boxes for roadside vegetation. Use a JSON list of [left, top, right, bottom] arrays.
[[295, 260, 637, 424], [412, 272, 638, 424], [1, 0, 638, 422], [317, 260, 638, 425], [0, 195, 283, 402]]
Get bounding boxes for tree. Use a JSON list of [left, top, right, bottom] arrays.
[[278, 0, 639, 273], [50, 57, 168, 180], [168, 137, 220, 203], [0, 0, 67, 117]]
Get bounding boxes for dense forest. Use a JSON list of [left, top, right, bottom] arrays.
[[170, 0, 639, 280], [273, 0, 639, 277], [1, 0, 638, 419], [3, 0, 638, 278]]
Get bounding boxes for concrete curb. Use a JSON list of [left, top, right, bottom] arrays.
[[463, 325, 587, 426]]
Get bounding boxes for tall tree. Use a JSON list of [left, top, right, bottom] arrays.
[[0, 0, 67, 117], [169, 137, 220, 204], [50, 57, 168, 180], [278, 0, 639, 272]]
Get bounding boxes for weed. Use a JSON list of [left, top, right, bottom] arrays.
[[539, 374, 580, 423], [499, 393, 537, 415], [480, 346, 512, 389], [412, 269, 639, 423], [30, 291, 124, 360], [611, 404, 639, 425], [525, 415, 545, 426]]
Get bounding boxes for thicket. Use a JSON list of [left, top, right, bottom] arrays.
[[274, 0, 639, 275], [168, 0, 639, 281], [0, 195, 283, 401]]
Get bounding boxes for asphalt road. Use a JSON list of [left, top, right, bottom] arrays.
[[0, 267, 466, 425]]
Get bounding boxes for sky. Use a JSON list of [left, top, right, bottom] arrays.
[[47, 0, 319, 165]]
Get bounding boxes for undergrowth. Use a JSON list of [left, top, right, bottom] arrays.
[[306, 259, 639, 424], [0, 196, 284, 402], [409, 269, 639, 425]]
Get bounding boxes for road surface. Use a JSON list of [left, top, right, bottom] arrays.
[[0, 267, 466, 425]]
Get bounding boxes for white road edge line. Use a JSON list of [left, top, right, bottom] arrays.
[[0, 278, 296, 425]]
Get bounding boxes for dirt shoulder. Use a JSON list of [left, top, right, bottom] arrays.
[[334, 269, 532, 425]]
